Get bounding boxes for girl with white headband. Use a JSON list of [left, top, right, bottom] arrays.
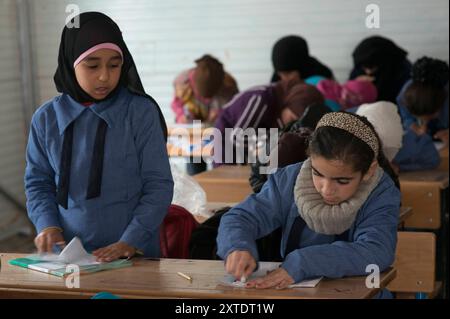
[[25, 12, 173, 261], [217, 111, 400, 297]]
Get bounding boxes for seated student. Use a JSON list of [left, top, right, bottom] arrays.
[[213, 81, 324, 165], [217, 112, 400, 298], [171, 55, 238, 175], [25, 12, 174, 261], [270, 35, 334, 83], [249, 102, 332, 193], [394, 57, 449, 171], [171, 54, 239, 125], [349, 36, 411, 103], [306, 76, 378, 111]]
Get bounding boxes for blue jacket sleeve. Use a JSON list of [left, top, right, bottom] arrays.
[[281, 181, 400, 283], [119, 101, 174, 250], [216, 171, 288, 262], [24, 114, 62, 233], [393, 130, 440, 171]]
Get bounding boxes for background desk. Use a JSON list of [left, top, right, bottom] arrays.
[[399, 169, 448, 229], [194, 165, 252, 202], [0, 254, 395, 299]]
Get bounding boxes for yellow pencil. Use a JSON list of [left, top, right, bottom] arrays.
[[177, 271, 192, 281]]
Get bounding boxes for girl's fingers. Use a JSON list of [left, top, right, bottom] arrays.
[[245, 280, 258, 288], [244, 261, 256, 278], [45, 236, 54, 253], [276, 279, 290, 290]]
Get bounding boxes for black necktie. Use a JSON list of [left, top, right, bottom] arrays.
[[56, 122, 74, 209], [285, 216, 306, 256], [56, 118, 108, 209], [86, 119, 108, 200]]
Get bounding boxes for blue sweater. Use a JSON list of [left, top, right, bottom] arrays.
[[25, 87, 174, 257], [217, 162, 400, 284], [393, 80, 448, 171]]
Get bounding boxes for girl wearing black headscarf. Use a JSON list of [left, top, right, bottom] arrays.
[[270, 35, 334, 83], [25, 12, 174, 260], [349, 35, 412, 103]]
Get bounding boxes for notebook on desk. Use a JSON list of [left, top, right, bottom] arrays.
[[9, 237, 132, 277]]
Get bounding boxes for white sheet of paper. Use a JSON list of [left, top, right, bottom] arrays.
[[29, 237, 100, 266], [434, 141, 445, 151], [221, 262, 322, 288]]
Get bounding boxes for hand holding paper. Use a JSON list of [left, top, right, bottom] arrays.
[[225, 250, 257, 282], [34, 228, 65, 253], [221, 262, 322, 289]]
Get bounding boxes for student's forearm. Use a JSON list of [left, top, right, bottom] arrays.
[[282, 239, 396, 283]]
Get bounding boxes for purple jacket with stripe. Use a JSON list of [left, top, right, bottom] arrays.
[[213, 85, 283, 164]]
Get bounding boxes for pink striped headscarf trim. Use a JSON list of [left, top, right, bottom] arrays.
[[73, 43, 123, 68]]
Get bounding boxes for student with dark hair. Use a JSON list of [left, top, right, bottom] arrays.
[[394, 57, 449, 171], [171, 54, 238, 125], [270, 35, 334, 83], [217, 112, 400, 298], [349, 36, 411, 103], [25, 12, 174, 260], [249, 102, 331, 193], [213, 81, 324, 165]]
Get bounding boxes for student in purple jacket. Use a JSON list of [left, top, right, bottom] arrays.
[[213, 81, 324, 165]]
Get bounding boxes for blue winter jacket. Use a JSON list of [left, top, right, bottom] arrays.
[[25, 87, 174, 257], [217, 162, 400, 284]]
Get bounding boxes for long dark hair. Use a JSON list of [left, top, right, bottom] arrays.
[[308, 112, 400, 189]]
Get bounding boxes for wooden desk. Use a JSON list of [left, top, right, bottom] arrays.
[[194, 165, 252, 203], [398, 207, 413, 230], [438, 147, 448, 171], [399, 170, 449, 229], [0, 254, 395, 299]]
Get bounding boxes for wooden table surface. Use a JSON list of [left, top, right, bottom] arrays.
[[194, 165, 253, 202], [0, 254, 395, 299]]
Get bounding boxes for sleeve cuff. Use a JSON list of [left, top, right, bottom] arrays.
[[35, 215, 62, 234]]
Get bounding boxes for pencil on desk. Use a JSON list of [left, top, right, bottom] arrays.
[[177, 271, 192, 282]]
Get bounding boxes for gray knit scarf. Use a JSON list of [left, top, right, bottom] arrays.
[[294, 158, 383, 235]]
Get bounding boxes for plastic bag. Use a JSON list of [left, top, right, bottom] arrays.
[[170, 162, 211, 219]]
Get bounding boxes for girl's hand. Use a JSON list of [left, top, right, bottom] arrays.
[[434, 129, 449, 146], [92, 242, 136, 262], [245, 267, 294, 289], [34, 228, 65, 253], [225, 250, 257, 282]]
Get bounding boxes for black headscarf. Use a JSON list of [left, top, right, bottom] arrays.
[[350, 35, 412, 102], [271, 35, 334, 82], [54, 11, 167, 138], [54, 12, 167, 209]]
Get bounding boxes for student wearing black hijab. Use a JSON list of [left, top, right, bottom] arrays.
[[270, 35, 334, 83], [349, 35, 412, 103], [25, 12, 174, 261]]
